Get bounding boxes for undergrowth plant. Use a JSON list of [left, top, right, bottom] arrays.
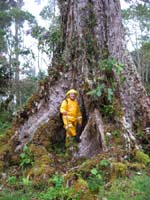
[[7, 175, 18, 186], [20, 145, 34, 169], [39, 174, 82, 200], [87, 168, 104, 192], [2, 173, 150, 200], [98, 174, 150, 200], [100, 159, 110, 168], [0, 110, 12, 135], [87, 58, 124, 116]]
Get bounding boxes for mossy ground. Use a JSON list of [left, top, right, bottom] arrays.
[[1, 114, 150, 199], [0, 148, 150, 200]]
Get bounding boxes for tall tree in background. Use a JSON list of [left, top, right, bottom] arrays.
[[14, 0, 22, 106], [122, 0, 150, 89], [0, 0, 37, 106], [0, 0, 16, 96], [10, 0, 36, 106], [31, 0, 61, 66], [0, 0, 39, 135]]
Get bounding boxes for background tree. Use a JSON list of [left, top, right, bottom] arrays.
[[31, 0, 61, 66], [0, 0, 38, 133], [9, 0, 36, 106], [122, 0, 150, 90], [0, 0, 16, 96]]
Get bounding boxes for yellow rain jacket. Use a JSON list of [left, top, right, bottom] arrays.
[[60, 98, 82, 139]]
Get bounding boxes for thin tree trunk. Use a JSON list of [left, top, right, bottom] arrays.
[[14, 1, 21, 106], [14, 19, 20, 106]]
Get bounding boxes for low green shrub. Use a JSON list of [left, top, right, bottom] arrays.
[[99, 174, 150, 200], [87, 168, 104, 192], [20, 145, 34, 169], [39, 174, 81, 200]]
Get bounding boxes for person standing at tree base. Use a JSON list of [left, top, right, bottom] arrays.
[[60, 89, 82, 147]]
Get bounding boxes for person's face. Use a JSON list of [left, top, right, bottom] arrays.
[[69, 93, 76, 100]]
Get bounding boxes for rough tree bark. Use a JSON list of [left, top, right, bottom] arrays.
[[56, 0, 150, 156], [1, 0, 150, 169]]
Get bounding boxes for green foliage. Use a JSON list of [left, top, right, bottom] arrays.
[[0, 1, 13, 52], [31, 23, 61, 57], [130, 42, 150, 89], [135, 150, 150, 165], [87, 84, 105, 99], [1, 174, 150, 200], [112, 162, 127, 178], [100, 159, 110, 168], [88, 1, 96, 28], [139, 42, 150, 89], [87, 168, 103, 192], [40, 0, 59, 21], [122, 1, 150, 41], [87, 58, 124, 102], [20, 145, 34, 169], [122, 1, 150, 89], [0, 121, 12, 135], [0, 0, 37, 109], [7, 175, 17, 185], [48, 25, 61, 45], [0, 55, 11, 93], [4, 175, 33, 199], [87, 58, 124, 118], [50, 174, 64, 188], [9, 8, 36, 25], [100, 104, 115, 116], [41, 26, 61, 55], [18, 78, 38, 105], [30, 0, 61, 57], [99, 58, 124, 75], [137, 129, 145, 140], [39, 174, 79, 200], [107, 88, 114, 103], [86, 36, 98, 60], [145, 83, 150, 95], [0, 190, 35, 200], [0, 111, 12, 135], [7, 175, 31, 188], [99, 174, 150, 200], [112, 130, 121, 137], [22, 177, 32, 186]]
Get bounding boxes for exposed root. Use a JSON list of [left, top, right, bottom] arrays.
[[94, 108, 107, 151], [121, 116, 140, 151], [78, 108, 107, 157]]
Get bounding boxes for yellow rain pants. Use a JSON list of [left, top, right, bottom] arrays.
[[60, 98, 82, 145]]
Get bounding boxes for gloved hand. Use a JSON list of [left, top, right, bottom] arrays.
[[77, 119, 82, 125], [62, 111, 67, 115]]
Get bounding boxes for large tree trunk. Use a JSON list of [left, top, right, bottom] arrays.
[[57, 0, 150, 156], [0, 0, 150, 174]]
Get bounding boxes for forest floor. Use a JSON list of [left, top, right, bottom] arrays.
[[0, 143, 150, 200]]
